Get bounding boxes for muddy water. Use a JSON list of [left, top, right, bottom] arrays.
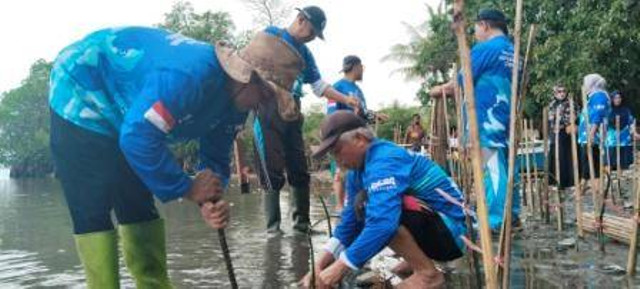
[[2, 171, 640, 288]]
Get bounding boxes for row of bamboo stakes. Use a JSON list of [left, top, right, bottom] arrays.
[[447, 0, 640, 287]]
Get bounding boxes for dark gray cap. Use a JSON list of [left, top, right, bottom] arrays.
[[312, 111, 366, 159]]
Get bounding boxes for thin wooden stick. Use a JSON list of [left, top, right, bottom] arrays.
[[524, 119, 534, 216], [570, 98, 584, 237], [598, 123, 608, 253], [452, 63, 482, 289], [530, 121, 543, 218], [443, 88, 455, 177], [498, 0, 524, 283], [452, 1, 498, 287], [554, 106, 564, 231], [543, 108, 551, 223], [616, 116, 622, 202], [627, 135, 640, 275]]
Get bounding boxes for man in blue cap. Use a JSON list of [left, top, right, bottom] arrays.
[[49, 27, 304, 288], [256, 6, 361, 234], [429, 8, 520, 231], [327, 55, 388, 212]]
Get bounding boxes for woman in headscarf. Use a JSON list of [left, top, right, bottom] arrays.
[[606, 91, 637, 170], [577, 74, 611, 181], [548, 84, 579, 189]]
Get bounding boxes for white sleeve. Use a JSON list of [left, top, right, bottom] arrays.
[[311, 79, 331, 97]]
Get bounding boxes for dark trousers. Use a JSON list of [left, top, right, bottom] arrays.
[[50, 112, 159, 234], [255, 100, 310, 230], [549, 131, 575, 189]]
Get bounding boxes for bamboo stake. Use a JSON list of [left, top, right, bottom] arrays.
[[554, 107, 564, 231], [524, 120, 534, 216], [598, 123, 608, 253], [543, 109, 551, 223], [570, 98, 584, 237], [530, 121, 543, 218], [616, 116, 622, 202], [627, 141, 640, 275], [452, 1, 497, 287], [498, 0, 524, 283], [443, 88, 455, 177], [453, 63, 482, 288]]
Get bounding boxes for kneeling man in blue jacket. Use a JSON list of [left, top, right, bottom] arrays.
[[303, 111, 467, 288]]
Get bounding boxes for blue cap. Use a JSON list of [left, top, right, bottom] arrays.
[[476, 8, 509, 23], [296, 6, 327, 40]]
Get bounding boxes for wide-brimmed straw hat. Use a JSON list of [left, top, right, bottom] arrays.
[[216, 32, 305, 121]]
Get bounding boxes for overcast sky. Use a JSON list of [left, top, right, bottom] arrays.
[[0, 0, 439, 111]]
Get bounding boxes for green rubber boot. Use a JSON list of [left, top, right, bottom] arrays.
[[119, 218, 172, 289], [74, 230, 120, 289]]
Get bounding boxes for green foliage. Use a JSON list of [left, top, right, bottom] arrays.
[[158, 1, 237, 44], [390, 0, 640, 121], [383, 2, 457, 106], [302, 103, 326, 146], [0, 60, 54, 176], [376, 101, 424, 141]]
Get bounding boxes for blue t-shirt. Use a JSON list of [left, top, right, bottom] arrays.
[[327, 79, 367, 114], [578, 91, 611, 145], [606, 106, 635, 147], [49, 26, 247, 202], [332, 140, 466, 269], [458, 35, 515, 148]]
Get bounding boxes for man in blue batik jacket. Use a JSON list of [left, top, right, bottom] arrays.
[[49, 28, 304, 288], [429, 8, 520, 231], [302, 111, 467, 289]]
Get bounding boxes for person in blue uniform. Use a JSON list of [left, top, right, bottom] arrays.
[[606, 91, 637, 170], [254, 6, 363, 233], [577, 74, 611, 180], [303, 111, 467, 288], [429, 8, 519, 230], [49, 27, 304, 288]]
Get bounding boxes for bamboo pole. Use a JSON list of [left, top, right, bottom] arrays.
[[452, 63, 482, 288], [543, 108, 551, 223], [524, 119, 534, 216], [615, 116, 622, 202], [530, 121, 543, 218], [570, 98, 584, 237], [627, 141, 640, 275], [452, 1, 498, 287], [497, 4, 526, 284], [598, 123, 608, 253], [554, 107, 564, 231], [443, 88, 455, 177], [498, 0, 523, 283]]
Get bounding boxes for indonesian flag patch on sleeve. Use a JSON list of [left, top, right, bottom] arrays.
[[144, 101, 176, 133]]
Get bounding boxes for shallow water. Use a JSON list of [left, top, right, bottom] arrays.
[[2, 171, 640, 288]]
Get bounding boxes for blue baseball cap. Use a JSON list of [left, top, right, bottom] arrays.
[[476, 8, 509, 34], [296, 6, 327, 40], [476, 8, 509, 23]]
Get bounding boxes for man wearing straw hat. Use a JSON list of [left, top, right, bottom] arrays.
[[429, 8, 520, 231], [255, 6, 362, 234], [49, 27, 304, 288], [303, 111, 467, 288]]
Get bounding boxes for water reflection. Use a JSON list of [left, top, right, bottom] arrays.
[[3, 177, 640, 288]]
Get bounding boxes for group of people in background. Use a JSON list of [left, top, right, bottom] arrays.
[[549, 74, 638, 192]]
